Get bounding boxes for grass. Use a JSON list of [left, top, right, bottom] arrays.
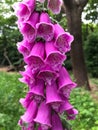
[[0, 71, 98, 130]]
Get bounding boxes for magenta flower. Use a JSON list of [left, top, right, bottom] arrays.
[[24, 41, 45, 72], [59, 98, 73, 113], [66, 108, 78, 120], [46, 82, 63, 111], [29, 78, 45, 103], [17, 39, 34, 57], [51, 112, 63, 130], [18, 12, 39, 42], [21, 100, 38, 123], [54, 23, 74, 53], [57, 67, 77, 98], [18, 119, 35, 130], [13, 0, 36, 21], [36, 12, 54, 41], [19, 93, 33, 109], [14, 0, 78, 129], [34, 101, 52, 129], [48, 0, 63, 14], [45, 40, 66, 71], [19, 66, 35, 86], [37, 65, 59, 85]]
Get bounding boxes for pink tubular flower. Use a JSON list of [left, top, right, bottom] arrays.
[[51, 112, 63, 130], [19, 67, 35, 86], [18, 119, 35, 130], [17, 39, 34, 57], [24, 41, 45, 72], [54, 23, 74, 53], [47, 0, 63, 14], [29, 78, 45, 103], [57, 67, 77, 98], [46, 82, 63, 111], [19, 93, 33, 109], [21, 100, 38, 123], [34, 101, 52, 129], [66, 108, 78, 120], [36, 12, 54, 41], [45, 40, 66, 71], [59, 98, 73, 113], [13, 0, 36, 21], [18, 12, 39, 42], [37, 65, 59, 85]]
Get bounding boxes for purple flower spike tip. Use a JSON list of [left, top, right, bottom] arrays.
[[46, 82, 63, 111], [54, 24, 74, 53], [34, 101, 52, 129], [21, 100, 38, 123], [24, 41, 45, 72], [17, 39, 34, 57], [13, 0, 36, 21], [66, 108, 78, 120], [48, 0, 63, 14], [19, 12, 39, 42], [37, 65, 59, 85], [57, 67, 77, 98], [59, 98, 73, 113], [36, 12, 54, 41], [51, 112, 63, 130], [45, 40, 66, 71]]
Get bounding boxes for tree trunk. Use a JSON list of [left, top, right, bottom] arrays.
[[63, 1, 91, 90]]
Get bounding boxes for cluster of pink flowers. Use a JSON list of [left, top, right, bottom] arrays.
[[13, 0, 78, 129]]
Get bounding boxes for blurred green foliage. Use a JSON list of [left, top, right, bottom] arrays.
[[0, 72, 26, 130], [70, 88, 98, 130]]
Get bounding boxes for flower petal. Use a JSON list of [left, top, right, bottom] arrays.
[[45, 40, 66, 71], [36, 12, 54, 41], [54, 24, 74, 53], [57, 67, 77, 98], [34, 101, 52, 128], [24, 41, 45, 72], [21, 100, 38, 123], [48, 0, 63, 14]]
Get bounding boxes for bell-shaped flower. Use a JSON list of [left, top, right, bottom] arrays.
[[19, 12, 39, 42], [19, 93, 33, 109], [45, 40, 66, 71], [36, 12, 54, 41], [59, 98, 73, 113], [66, 108, 78, 120], [51, 112, 63, 130], [19, 67, 35, 86], [37, 65, 59, 85], [24, 41, 45, 72], [57, 67, 77, 98], [29, 78, 45, 103], [34, 101, 52, 129], [18, 119, 35, 130], [47, 0, 63, 14], [21, 100, 38, 123], [17, 39, 34, 57], [13, 0, 36, 21], [54, 24, 74, 53], [46, 82, 63, 111]]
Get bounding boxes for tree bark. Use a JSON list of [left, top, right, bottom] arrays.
[[63, 0, 91, 90]]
